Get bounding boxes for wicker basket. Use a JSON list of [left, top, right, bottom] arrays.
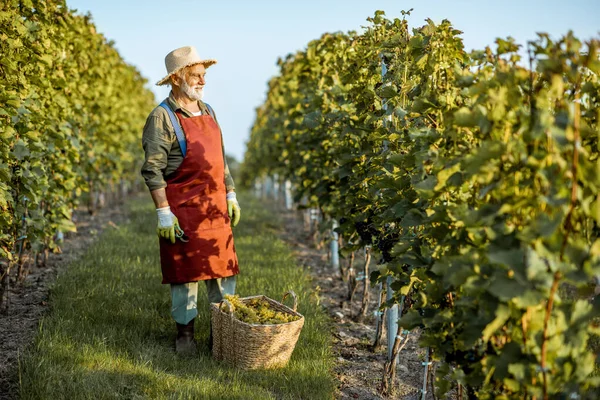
[[210, 291, 305, 369]]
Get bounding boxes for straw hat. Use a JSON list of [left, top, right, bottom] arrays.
[[156, 46, 217, 86]]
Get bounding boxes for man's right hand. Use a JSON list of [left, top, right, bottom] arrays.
[[156, 206, 180, 244]]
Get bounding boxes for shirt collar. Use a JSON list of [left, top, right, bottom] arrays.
[[167, 91, 207, 117]]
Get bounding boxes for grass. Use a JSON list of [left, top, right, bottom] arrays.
[[18, 193, 335, 400]]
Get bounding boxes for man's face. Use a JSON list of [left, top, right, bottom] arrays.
[[176, 64, 206, 101], [185, 64, 206, 87]]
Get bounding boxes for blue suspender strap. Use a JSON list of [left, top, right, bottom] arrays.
[[204, 102, 216, 121], [158, 100, 187, 157]]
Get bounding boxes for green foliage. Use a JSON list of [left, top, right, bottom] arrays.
[[242, 10, 600, 398], [0, 0, 155, 259]]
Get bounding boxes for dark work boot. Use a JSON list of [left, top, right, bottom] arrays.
[[175, 319, 197, 355]]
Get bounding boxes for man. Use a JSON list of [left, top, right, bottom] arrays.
[[141, 46, 241, 354]]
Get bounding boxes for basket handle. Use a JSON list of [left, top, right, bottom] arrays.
[[219, 299, 235, 315], [282, 291, 298, 312]]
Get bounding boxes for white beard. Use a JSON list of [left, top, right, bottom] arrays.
[[181, 79, 204, 101]]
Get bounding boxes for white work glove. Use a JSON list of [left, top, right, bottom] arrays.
[[226, 192, 241, 227], [156, 206, 181, 244]]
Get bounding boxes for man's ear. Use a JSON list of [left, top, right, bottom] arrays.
[[171, 74, 181, 87]]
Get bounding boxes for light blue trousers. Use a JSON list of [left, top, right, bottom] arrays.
[[170, 276, 237, 325]]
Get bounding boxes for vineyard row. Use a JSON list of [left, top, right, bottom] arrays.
[[242, 11, 600, 398], [0, 0, 155, 307]]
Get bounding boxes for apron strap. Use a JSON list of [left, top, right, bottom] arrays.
[[204, 102, 216, 121], [159, 100, 187, 157]]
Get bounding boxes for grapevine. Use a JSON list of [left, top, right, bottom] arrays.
[[242, 10, 600, 398], [0, 0, 155, 307]]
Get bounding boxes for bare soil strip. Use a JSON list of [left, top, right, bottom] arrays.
[[277, 209, 443, 400]]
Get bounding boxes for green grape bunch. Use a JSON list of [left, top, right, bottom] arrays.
[[223, 295, 301, 325]]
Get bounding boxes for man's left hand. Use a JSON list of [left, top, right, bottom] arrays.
[[226, 192, 241, 227]]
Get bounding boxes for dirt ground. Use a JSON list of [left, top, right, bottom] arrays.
[[277, 208, 447, 400], [0, 195, 445, 400]]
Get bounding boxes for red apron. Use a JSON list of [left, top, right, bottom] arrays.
[[159, 111, 239, 284]]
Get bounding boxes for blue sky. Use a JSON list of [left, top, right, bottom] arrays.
[[66, 0, 599, 161]]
